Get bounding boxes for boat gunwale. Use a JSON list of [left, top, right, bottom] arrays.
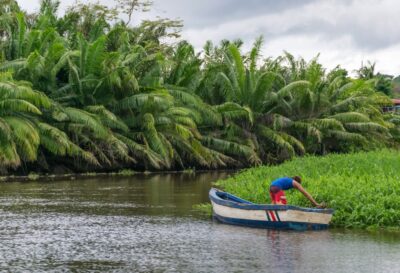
[[210, 188, 334, 214]]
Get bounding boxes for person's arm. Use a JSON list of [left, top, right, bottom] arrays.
[[292, 181, 324, 208]]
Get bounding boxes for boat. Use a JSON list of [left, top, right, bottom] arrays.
[[209, 188, 334, 231]]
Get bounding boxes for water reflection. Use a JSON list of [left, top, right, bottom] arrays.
[[0, 172, 399, 272]]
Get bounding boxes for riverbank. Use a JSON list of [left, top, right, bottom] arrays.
[[0, 169, 237, 183], [0, 171, 137, 183], [214, 149, 400, 229]]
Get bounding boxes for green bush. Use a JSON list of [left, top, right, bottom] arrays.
[[215, 150, 400, 229]]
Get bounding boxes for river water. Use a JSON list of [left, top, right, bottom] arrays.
[[0, 172, 399, 273]]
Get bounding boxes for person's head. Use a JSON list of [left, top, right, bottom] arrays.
[[292, 176, 302, 184]]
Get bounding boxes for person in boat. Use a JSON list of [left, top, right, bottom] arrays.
[[269, 176, 325, 208]]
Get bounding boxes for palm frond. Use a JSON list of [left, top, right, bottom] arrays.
[[331, 96, 369, 112], [38, 122, 73, 156], [327, 130, 366, 143], [281, 132, 305, 154], [142, 113, 171, 166], [344, 122, 389, 133], [257, 125, 295, 156], [277, 80, 309, 98], [292, 121, 322, 142], [249, 36, 263, 73], [85, 105, 129, 132], [312, 118, 345, 131], [227, 43, 246, 91], [331, 112, 370, 123], [64, 107, 109, 138], [4, 117, 40, 161], [116, 133, 164, 169], [0, 59, 26, 72], [0, 99, 42, 115], [116, 90, 173, 111], [215, 102, 253, 124], [203, 136, 261, 165]]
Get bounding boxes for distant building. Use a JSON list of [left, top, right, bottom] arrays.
[[383, 99, 400, 112]]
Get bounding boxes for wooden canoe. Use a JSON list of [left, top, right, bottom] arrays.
[[209, 188, 334, 231]]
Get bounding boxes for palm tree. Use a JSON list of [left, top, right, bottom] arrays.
[[0, 72, 95, 171], [197, 38, 309, 164], [356, 61, 393, 97], [271, 54, 393, 154]]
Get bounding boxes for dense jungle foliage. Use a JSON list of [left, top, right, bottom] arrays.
[[0, 0, 399, 174]]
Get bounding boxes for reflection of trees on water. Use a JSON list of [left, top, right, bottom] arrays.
[[0, 172, 232, 216], [141, 172, 231, 215]]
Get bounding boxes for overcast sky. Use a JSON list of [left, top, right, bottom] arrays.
[[20, 0, 400, 75]]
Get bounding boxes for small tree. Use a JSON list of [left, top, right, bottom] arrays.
[[116, 0, 153, 26]]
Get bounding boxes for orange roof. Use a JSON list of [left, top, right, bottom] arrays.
[[392, 99, 400, 105]]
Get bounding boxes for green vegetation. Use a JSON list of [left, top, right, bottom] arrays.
[[356, 61, 394, 97], [193, 203, 213, 217], [215, 150, 400, 229], [0, 0, 400, 175], [393, 76, 400, 96]]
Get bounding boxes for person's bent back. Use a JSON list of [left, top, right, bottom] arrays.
[[269, 176, 325, 208]]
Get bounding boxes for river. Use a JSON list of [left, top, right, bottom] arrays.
[[0, 172, 399, 272]]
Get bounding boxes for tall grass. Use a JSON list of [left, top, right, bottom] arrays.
[[215, 150, 400, 229]]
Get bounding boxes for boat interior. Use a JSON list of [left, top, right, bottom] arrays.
[[215, 190, 254, 204]]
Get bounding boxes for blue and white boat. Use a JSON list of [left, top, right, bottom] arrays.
[[209, 188, 334, 231]]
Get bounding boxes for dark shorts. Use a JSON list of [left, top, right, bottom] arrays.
[[269, 186, 287, 205]]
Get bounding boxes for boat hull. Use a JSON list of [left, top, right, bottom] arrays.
[[209, 188, 333, 231]]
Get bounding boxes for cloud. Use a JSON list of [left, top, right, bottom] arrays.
[[181, 0, 400, 75], [148, 0, 315, 28], [20, 0, 115, 14]]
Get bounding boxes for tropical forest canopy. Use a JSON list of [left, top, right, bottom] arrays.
[[0, 0, 399, 174]]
